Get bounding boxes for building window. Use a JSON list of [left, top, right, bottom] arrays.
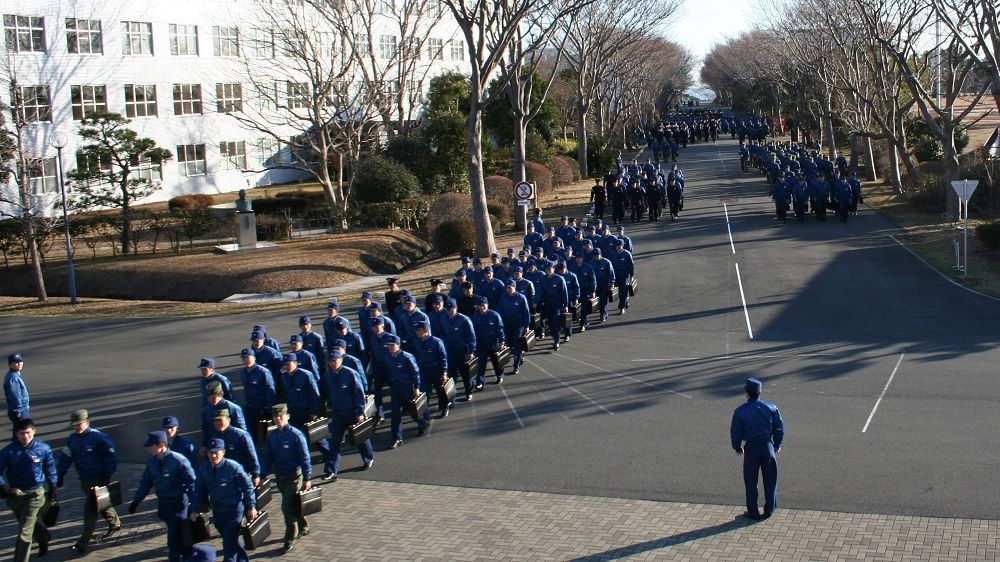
[[66, 18, 101, 54], [132, 155, 162, 181], [249, 28, 274, 58], [70, 85, 108, 120], [220, 141, 247, 170], [428, 1, 443, 17], [255, 137, 281, 167], [379, 35, 397, 60], [124, 84, 157, 118], [216, 83, 243, 113], [450, 39, 464, 61], [168, 24, 198, 56], [315, 31, 337, 58], [26, 158, 57, 194], [16, 85, 51, 122], [74, 150, 112, 180], [212, 26, 239, 57], [285, 82, 309, 109], [176, 144, 206, 177], [377, 0, 394, 14], [428, 38, 443, 61], [121, 21, 152, 55], [3, 15, 45, 53], [173, 84, 202, 115]]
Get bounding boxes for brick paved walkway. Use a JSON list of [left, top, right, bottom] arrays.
[[4, 464, 997, 561]]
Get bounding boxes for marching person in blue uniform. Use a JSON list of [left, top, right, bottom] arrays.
[[610, 240, 634, 315], [439, 299, 477, 401], [238, 348, 276, 428], [249, 331, 283, 395], [531, 208, 545, 234], [209, 409, 260, 486], [321, 300, 352, 344], [539, 261, 569, 350], [358, 292, 374, 333], [397, 296, 430, 352], [190, 438, 256, 562], [279, 354, 320, 432], [56, 409, 121, 554], [367, 318, 393, 424], [384, 335, 422, 449], [163, 416, 199, 468], [471, 297, 506, 390], [556, 216, 576, 246], [730, 377, 784, 521], [412, 321, 450, 422], [186, 545, 216, 562], [328, 340, 365, 388], [259, 404, 312, 554], [251, 325, 281, 352], [772, 174, 789, 223], [792, 177, 810, 223], [298, 316, 326, 366], [201, 381, 247, 446], [498, 280, 530, 375], [571, 254, 597, 332], [510, 266, 536, 311], [615, 226, 633, 253], [475, 266, 506, 309], [557, 260, 579, 343], [288, 335, 320, 381], [320, 352, 374, 479], [198, 358, 234, 405], [591, 249, 615, 322], [129, 431, 196, 562], [4, 353, 29, 428], [0, 418, 56, 560]]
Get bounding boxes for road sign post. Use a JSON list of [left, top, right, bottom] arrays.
[[513, 181, 535, 234], [950, 180, 979, 278]]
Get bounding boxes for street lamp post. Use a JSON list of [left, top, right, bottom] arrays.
[[49, 131, 78, 304]]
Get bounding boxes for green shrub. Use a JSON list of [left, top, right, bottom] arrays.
[[907, 174, 946, 214], [553, 138, 577, 159], [525, 161, 553, 194], [432, 220, 476, 255], [252, 197, 308, 216], [276, 190, 327, 208], [486, 200, 510, 226], [485, 146, 513, 177], [427, 192, 472, 233], [383, 136, 436, 188], [485, 175, 514, 206], [352, 154, 422, 204], [168, 194, 214, 211], [525, 131, 551, 164], [548, 156, 576, 187], [976, 222, 1000, 250]]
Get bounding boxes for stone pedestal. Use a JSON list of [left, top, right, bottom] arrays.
[[238, 212, 258, 248]]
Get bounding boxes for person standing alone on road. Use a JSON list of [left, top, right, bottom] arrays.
[[5, 353, 30, 429], [730, 377, 784, 521]]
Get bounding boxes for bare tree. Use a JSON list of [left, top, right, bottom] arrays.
[[443, 0, 591, 255], [931, 0, 1000, 115]]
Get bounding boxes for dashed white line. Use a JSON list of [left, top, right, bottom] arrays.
[[557, 352, 693, 399], [862, 353, 905, 434], [497, 384, 525, 428], [526, 358, 615, 415], [735, 263, 754, 340]]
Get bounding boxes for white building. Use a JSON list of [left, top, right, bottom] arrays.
[[2, 0, 466, 214]]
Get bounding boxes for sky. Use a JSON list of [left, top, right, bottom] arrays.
[[667, 0, 765, 84]]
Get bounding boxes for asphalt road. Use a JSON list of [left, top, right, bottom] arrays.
[[3, 136, 999, 519]]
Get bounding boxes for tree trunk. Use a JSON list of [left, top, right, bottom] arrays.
[[822, 87, 837, 161], [466, 101, 496, 256], [23, 213, 47, 301], [864, 136, 877, 182], [120, 183, 131, 255], [576, 99, 589, 179], [942, 118, 960, 221], [849, 134, 858, 169], [887, 139, 903, 194], [512, 113, 527, 185]]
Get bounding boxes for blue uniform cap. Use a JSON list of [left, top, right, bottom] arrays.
[[387, 277, 398, 286], [368, 302, 381, 311], [289, 335, 302, 343], [162, 416, 180, 429], [474, 297, 488, 306], [547, 226, 556, 232], [616, 226, 624, 232], [534, 247, 544, 254], [240, 348, 255, 358], [505, 279, 516, 287], [431, 294, 444, 303], [332, 317, 347, 329], [490, 253, 498, 259], [745, 378, 763, 393], [197, 358, 214, 369], [399, 289, 410, 297], [250, 330, 265, 341], [371, 316, 385, 326], [415, 320, 429, 331], [360, 291, 373, 300], [143, 431, 168, 447], [326, 301, 340, 310], [185, 544, 217, 562], [253, 324, 266, 333], [445, 298, 458, 309], [282, 353, 297, 364], [402, 295, 415, 304], [328, 350, 343, 361], [592, 249, 602, 256], [561, 215, 568, 220], [472, 257, 482, 265], [461, 257, 471, 263], [482, 265, 493, 275], [383, 334, 401, 346], [501, 257, 510, 264], [456, 269, 467, 277], [507, 247, 516, 254], [331, 339, 346, 349], [8, 353, 22, 363], [206, 438, 226, 453], [512, 265, 523, 273], [614, 240, 624, 246]]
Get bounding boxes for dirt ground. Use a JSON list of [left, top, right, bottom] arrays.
[[0, 177, 601, 316]]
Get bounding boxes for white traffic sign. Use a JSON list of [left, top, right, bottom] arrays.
[[950, 180, 979, 203], [516, 200, 531, 206], [514, 181, 534, 201]]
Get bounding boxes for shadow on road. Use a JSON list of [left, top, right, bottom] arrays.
[[567, 516, 757, 561]]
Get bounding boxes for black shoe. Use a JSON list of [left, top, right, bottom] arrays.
[[552, 343, 559, 351], [417, 427, 426, 436], [760, 512, 772, 520], [496, 376, 504, 385], [70, 543, 86, 555], [511, 369, 519, 376], [101, 525, 122, 540], [374, 417, 384, 427], [579, 325, 586, 332], [299, 527, 310, 537], [38, 539, 48, 557], [474, 384, 484, 391], [363, 460, 374, 470], [741, 511, 762, 521], [465, 393, 473, 401], [320, 473, 337, 483], [390, 440, 403, 449], [441, 409, 449, 418], [281, 541, 295, 554]]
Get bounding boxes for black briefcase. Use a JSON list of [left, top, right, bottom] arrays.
[[530, 312, 542, 331], [347, 417, 375, 447], [304, 418, 330, 443], [41, 495, 59, 527], [627, 277, 638, 297], [363, 394, 377, 419], [586, 295, 598, 313], [257, 419, 276, 445], [561, 312, 573, 330], [295, 487, 322, 517], [91, 481, 122, 512], [241, 510, 271, 550], [460, 356, 477, 381], [254, 478, 273, 509], [520, 329, 536, 352], [569, 302, 582, 320], [608, 286, 619, 302], [437, 377, 457, 404], [181, 513, 212, 546], [407, 392, 429, 423], [493, 346, 511, 369]]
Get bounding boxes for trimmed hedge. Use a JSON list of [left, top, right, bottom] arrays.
[[485, 175, 514, 206], [432, 220, 476, 255], [976, 222, 1000, 250], [252, 197, 309, 216], [486, 200, 510, 227], [352, 155, 422, 204], [525, 161, 553, 194], [427, 192, 472, 233], [168, 194, 214, 211], [548, 156, 576, 187]]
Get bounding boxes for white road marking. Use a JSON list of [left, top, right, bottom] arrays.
[[558, 352, 693, 399], [735, 263, 754, 340], [862, 353, 906, 434], [724, 204, 735, 253], [526, 358, 615, 415], [629, 352, 840, 362], [497, 384, 525, 428]]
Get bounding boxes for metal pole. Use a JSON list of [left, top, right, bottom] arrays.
[[963, 181, 968, 278], [55, 146, 78, 304]]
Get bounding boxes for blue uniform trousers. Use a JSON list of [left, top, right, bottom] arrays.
[[544, 306, 565, 343], [244, 403, 269, 427], [371, 365, 389, 420], [503, 326, 525, 370], [615, 280, 630, 311], [213, 507, 248, 562], [742, 439, 778, 515], [326, 410, 373, 476], [158, 497, 191, 562], [389, 384, 423, 442], [597, 285, 610, 320], [446, 349, 473, 397], [475, 349, 503, 387]]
